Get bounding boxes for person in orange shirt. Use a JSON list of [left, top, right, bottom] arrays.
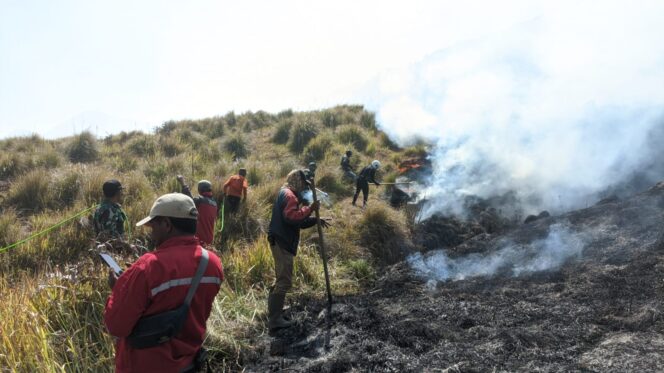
[[223, 168, 248, 213]]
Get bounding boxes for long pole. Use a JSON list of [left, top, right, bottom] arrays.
[[310, 178, 333, 312], [371, 182, 414, 185]]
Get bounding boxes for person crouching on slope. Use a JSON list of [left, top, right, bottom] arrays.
[[104, 193, 224, 373], [267, 170, 329, 332], [177, 175, 218, 246]]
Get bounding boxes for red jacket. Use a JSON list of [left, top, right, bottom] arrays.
[[180, 187, 218, 246], [193, 192, 218, 246], [267, 188, 317, 255], [104, 236, 224, 373]]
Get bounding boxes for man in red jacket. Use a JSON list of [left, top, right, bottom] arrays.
[[177, 175, 218, 246], [105, 193, 224, 373], [267, 170, 329, 332]]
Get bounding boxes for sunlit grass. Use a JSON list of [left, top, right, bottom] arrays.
[[0, 106, 410, 371]]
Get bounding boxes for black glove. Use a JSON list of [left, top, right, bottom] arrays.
[[319, 218, 331, 228]]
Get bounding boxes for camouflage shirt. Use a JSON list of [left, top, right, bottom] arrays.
[[93, 199, 127, 239]]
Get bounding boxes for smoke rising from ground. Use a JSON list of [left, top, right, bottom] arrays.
[[367, 2, 664, 218], [408, 223, 585, 282]]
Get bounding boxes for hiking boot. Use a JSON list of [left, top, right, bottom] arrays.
[[269, 316, 294, 332], [267, 293, 294, 332]]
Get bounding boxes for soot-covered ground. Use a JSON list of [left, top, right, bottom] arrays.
[[244, 182, 664, 372]]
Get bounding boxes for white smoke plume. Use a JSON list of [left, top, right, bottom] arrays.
[[408, 223, 585, 282], [367, 2, 664, 218]]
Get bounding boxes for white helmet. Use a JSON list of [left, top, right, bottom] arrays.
[[371, 160, 381, 169]]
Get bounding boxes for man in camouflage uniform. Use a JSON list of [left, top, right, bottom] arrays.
[[93, 179, 128, 241]]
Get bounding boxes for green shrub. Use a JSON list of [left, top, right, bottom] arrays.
[[272, 120, 292, 144], [315, 170, 353, 197], [0, 208, 23, 248], [13, 134, 44, 153], [247, 164, 262, 186], [67, 132, 98, 163], [79, 167, 110, 206], [157, 120, 178, 135], [303, 134, 333, 162], [224, 134, 248, 160], [337, 125, 368, 152], [251, 111, 272, 130], [365, 142, 376, 157], [225, 111, 236, 127], [251, 179, 281, 206], [212, 162, 231, 184], [202, 116, 225, 138], [321, 110, 340, 128], [53, 170, 81, 208], [277, 159, 298, 178], [120, 171, 154, 207], [143, 162, 169, 189], [127, 135, 157, 157], [359, 112, 377, 131], [0, 153, 31, 179], [347, 259, 376, 284], [160, 137, 183, 157], [221, 236, 274, 289], [35, 148, 63, 169], [288, 120, 318, 153], [109, 155, 139, 173], [278, 109, 294, 119], [175, 128, 206, 150], [6, 169, 52, 212]]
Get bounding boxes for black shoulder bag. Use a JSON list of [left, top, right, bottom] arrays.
[[128, 248, 209, 349]]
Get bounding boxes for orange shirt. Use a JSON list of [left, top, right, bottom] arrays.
[[223, 175, 248, 198]]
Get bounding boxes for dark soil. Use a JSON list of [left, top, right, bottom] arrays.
[[243, 182, 664, 372]]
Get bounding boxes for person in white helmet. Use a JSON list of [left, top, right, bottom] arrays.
[[352, 160, 381, 208]]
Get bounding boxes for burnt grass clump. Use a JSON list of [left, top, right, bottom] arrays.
[[244, 183, 664, 372]]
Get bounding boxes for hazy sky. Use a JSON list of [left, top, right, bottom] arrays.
[[0, 0, 543, 139]]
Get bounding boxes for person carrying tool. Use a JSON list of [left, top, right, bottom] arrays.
[[93, 179, 128, 241], [340, 150, 356, 181], [223, 168, 248, 214], [177, 175, 218, 246], [104, 193, 224, 373], [352, 160, 381, 208], [304, 161, 317, 182], [267, 170, 329, 332]]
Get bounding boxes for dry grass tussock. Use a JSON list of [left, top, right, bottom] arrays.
[[0, 106, 414, 371], [356, 200, 414, 265]]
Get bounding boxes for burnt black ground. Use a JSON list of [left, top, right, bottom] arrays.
[[243, 182, 664, 372]]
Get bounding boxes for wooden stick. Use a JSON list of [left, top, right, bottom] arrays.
[[310, 179, 333, 312], [372, 181, 414, 185]]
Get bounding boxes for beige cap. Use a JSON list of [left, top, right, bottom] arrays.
[[136, 193, 199, 226]]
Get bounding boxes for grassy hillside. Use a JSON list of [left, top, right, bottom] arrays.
[[0, 105, 419, 372]]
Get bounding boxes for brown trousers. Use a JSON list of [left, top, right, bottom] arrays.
[[270, 242, 294, 296]]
